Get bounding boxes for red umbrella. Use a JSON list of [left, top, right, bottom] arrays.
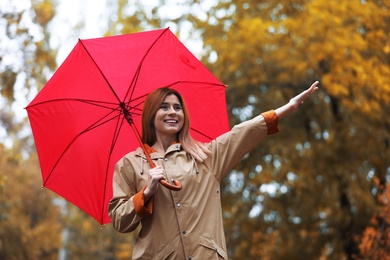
[[25, 28, 229, 225]]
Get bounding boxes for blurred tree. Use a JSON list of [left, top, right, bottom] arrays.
[[0, 0, 57, 104], [358, 178, 390, 260], [0, 145, 62, 260], [56, 202, 133, 260], [104, 0, 146, 35]]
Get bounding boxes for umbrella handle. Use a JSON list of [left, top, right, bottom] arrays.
[[160, 179, 182, 191]]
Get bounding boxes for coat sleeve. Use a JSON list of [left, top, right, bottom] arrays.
[[210, 110, 279, 181], [108, 156, 145, 233]]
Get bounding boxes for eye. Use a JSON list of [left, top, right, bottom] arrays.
[[174, 104, 182, 111], [160, 103, 169, 110]]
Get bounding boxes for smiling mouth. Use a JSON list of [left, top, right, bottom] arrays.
[[164, 119, 178, 124]]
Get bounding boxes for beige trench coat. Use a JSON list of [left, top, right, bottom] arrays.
[[108, 111, 278, 259]]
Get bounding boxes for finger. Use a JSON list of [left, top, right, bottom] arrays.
[[149, 173, 166, 184], [311, 81, 319, 90], [149, 169, 165, 177], [149, 166, 163, 174], [305, 81, 319, 95]]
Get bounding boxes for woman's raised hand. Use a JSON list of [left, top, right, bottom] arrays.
[[289, 81, 319, 109], [275, 81, 319, 119]]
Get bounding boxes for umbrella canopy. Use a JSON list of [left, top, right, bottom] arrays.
[[26, 28, 229, 225]]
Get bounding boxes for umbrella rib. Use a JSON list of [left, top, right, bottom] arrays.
[[125, 28, 170, 102], [99, 113, 127, 223], [43, 106, 125, 184], [109, 109, 127, 154], [190, 127, 214, 141], [25, 98, 119, 110], [124, 81, 225, 113], [122, 93, 148, 111], [165, 80, 226, 88], [79, 39, 122, 104], [44, 102, 140, 224]]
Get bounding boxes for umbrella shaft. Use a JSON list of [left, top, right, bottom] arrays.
[[129, 123, 156, 168], [120, 103, 133, 124]]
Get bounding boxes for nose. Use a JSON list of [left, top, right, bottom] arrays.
[[167, 106, 176, 114]]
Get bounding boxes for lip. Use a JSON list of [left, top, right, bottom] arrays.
[[164, 119, 178, 124]]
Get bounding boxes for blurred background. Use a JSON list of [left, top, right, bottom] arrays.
[[0, 0, 389, 259]]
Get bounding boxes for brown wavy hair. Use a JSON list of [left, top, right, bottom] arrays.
[[141, 87, 211, 161]]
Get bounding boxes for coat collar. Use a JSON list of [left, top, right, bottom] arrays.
[[135, 143, 182, 160]]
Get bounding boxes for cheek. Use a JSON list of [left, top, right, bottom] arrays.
[[179, 114, 185, 126], [153, 112, 162, 122]]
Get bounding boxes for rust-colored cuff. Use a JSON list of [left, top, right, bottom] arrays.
[[261, 110, 279, 135], [133, 186, 153, 218]]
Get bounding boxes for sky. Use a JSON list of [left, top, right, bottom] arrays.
[[50, 0, 110, 63]]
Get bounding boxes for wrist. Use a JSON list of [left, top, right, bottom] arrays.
[[143, 187, 153, 202]]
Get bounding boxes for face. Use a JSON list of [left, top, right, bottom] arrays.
[[153, 94, 184, 139]]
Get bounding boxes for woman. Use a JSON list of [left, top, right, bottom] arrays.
[[109, 81, 319, 259]]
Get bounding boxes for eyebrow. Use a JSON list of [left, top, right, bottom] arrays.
[[161, 101, 181, 106]]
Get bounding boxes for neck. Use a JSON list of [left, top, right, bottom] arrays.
[[152, 136, 177, 154]]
